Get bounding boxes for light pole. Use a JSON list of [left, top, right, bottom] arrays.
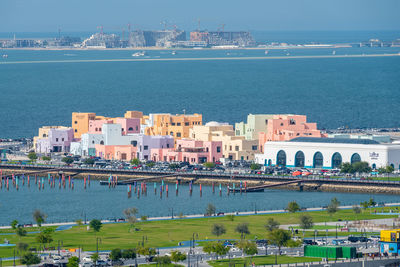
[[335, 223, 340, 239], [13, 248, 15, 267], [58, 240, 63, 255]]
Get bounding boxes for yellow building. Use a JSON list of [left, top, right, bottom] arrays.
[[145, 113, 202, 139], [189, 122, 259, 161]]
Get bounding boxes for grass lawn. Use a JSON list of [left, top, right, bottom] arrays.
[[208, 255, 322, 267], [0, 207, 396, 259], [0, 226, 57, 234], [1, 260, 21, 267]]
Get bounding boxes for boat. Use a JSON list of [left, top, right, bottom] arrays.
[[286, 52, 290, 56], [2, 54, 8, 59], [332, 50, 336, 55], [265, 50, 268, 55], [132, 51, 146, 57], [171, 51, 176, 55]]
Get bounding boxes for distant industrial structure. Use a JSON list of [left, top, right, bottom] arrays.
[[0, 23, 255, 48]]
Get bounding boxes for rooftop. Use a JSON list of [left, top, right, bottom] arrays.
[[289, 137, 381, 145]]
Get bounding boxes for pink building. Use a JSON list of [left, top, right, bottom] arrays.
[[151, 139, 222, 164], [258, 115, 324, 152], [95, 144, 137, 161], [89, 118, 140, 135]]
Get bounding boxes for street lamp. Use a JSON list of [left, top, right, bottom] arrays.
[[336, 223, 340, 239], [58, 240, 63, 255]]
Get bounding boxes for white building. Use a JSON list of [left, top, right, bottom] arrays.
[[255, 137, 400, 170]]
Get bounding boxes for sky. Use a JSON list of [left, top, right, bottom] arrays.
[[1, 0, 400, 33]]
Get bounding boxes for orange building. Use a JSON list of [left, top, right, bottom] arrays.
[[145, 113, 202, 140], [258, 115, 324, 152], [72, 112, 98, 138]]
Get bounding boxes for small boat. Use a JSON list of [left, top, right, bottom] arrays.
[[132, 51, 146, 57], [171, 51, 177, 55], [286, 52, 290, 56], [264, 50, 268, 55], [2, 54, 8, 59], [332, 50, 336, 55]]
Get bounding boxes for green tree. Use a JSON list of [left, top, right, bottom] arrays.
[[286, 201, 300, 213], [67, 256, 80, 267], [91, 253, 100, 263], [130, 158, 140, 165], [340, 162, 353, 174], [168, 163, 180, 170], [360, 201, 369, 210], [299, 215, 313, 229], [17, 242, 29, 252], [16, 225, 27, 240], [83, 158, 95, 165], [203, 242, 214, 255], [213, 242, 230, 260], [155, 255, 171, 266], [110, 248, 122, 261], [235, 223, 250, 239], [20, 252, 41, 266], [250, 163, 261, 170], [211, 223, 226, 238], [42, 156, 51, 161], [62, 157, 74, 165], [27, 152, 38, 162], [265, 218, 280, 232], [33, 209, 47, 227], [352, 162, 371, 173], [237, 240, 257, 256], [146, 162, 155, 168], [353, 205, 362, 219], [203, 162, 216, 169], [11, 220, 18, 230], [121, 248, 136, 259], [205, 203, 216, 216], [123, 207, 138, 232], [226, 214, 235, 221], [327, 197, 340, 216], [170, 250, 187, 263], [89, 219, 102, 233], [267, 229, 291, 256]]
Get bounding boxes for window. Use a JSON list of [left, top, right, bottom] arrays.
[[74, 129, 77, 132], [206, 147, 209, 152], [100, 140, 104, 145], [74, 121, 77, 124], [185, 122, 189, 126], [265, 119, 268, 125], [172, 123, 176, 126], [122, 128, 124, 132], [280, 123, 284, 126], [144, 145, 148, 150], [62, 138, 64, 141], [136, 126, 138, 131], [229, 146, 232, 151], [252, 145, 257, 150], [217, 146, 221, 153], [95, 128, 98, 131], [290, 119, 296, 125], [128, 127, 133, 131], [56, 138, 59, 142], [170, 132, 174, 136], [235, 146, 239, 151], [131, 141, 137, 147], [42, 134, 46, 137], [99, 128, 101, 131], [177, 122, 181, 126], [92, 141, 95, 144], [176, 132, 181, 137], [167, 143, 170, 148]]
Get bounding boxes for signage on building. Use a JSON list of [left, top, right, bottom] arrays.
[[369, 152, 379, 160]]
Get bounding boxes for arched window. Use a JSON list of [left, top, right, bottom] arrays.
[[100, 140, 104, 145], [276, 150, 286, 167], [331, 152, 342, 169], [351, 153, 361, 164], [313, 152, 323, 168], [295, 151, 305, 168], [372, 163, 376, 169], [391, 163, 395, 169], [128, 127, 133, 131], [268, 159, 272, 166]]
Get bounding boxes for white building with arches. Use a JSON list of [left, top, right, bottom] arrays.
[[255, 137, 400, 170]]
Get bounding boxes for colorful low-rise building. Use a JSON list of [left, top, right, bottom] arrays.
[[34, 126, 74, 153], [235, 114, 275, 140], [151, 139, 222, 163], [144, 113, 202, 140], [258, 114, 324, 152], [95, 145, 137, 161], [189, 122, 259, 161]]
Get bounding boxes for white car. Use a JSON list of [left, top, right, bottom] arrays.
[[229, 247, 240, 252], [82, 256, 93, 262]]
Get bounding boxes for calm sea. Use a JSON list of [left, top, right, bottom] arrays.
[[0, 31, 399, 138]]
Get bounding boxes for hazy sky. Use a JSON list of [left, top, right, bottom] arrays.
[[1, 0, 399, 32]]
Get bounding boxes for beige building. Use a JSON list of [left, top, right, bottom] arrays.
[[189, 122, 259, 161], [235, 114, 275, 140]]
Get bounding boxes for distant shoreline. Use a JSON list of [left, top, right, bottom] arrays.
[[1, 53, 399, 65]]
